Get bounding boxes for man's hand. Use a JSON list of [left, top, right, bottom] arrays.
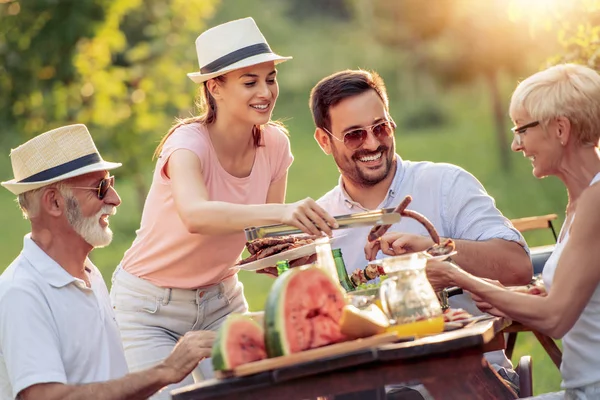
[[157, 330, 217, 385], [364, 232, 434, 261]]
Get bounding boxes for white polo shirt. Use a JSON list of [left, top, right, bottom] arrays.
[[0, 235, 128, 399]]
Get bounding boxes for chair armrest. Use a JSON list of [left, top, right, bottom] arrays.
[[511, 214, 558, 233]]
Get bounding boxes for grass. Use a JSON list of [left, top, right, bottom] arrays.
[[0, 82, 564, 394]]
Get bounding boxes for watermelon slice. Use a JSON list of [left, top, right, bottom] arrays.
[[212, 314, 267, 371], [264, 265, 348, 357]]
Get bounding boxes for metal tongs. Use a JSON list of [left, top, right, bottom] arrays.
[[438, 287, 464, 311], [244, 207, 401, 240]]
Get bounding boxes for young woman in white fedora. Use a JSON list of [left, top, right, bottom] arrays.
[[110, 17, 337, 398]]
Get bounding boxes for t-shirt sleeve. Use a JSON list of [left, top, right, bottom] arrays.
[[441, 167, 529, 252], [155, 123, 209, 183], [266, 125, 294, 183], [0, 286, 66, 398]]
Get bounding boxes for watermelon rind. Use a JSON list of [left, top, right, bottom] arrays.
[[264, 265, 344, 358], [211, 313, 264, 371]]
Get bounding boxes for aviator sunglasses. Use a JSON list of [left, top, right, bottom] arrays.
[[322, 119, 396, 151], [71, 176, 115, 200]]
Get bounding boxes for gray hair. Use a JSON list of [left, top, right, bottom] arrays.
[[510, 64, 600, 147], [17, 182, 73, 219]]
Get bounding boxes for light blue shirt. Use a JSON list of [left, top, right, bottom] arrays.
[[318, 155, 527, 275], [0, 235, 128, 399], [318, 155, 528, 369]]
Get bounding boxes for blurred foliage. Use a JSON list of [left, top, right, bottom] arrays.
[[285, 0, 351, 21], [512, 0, 600, 74], [0, 0, 108, 128], [0, 0, 217, 209], [352, 0, 541, 170]]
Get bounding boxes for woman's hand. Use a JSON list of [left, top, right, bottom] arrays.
[[467, 278, 509, 317], [282, 198, 338, 236], [425, 260, 461, 291], [365, 232, 434, 261]]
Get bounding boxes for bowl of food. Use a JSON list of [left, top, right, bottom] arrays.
[[346, 274, 388, 309]]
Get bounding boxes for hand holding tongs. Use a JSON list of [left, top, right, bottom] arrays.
[[244, 208, 402, 241]]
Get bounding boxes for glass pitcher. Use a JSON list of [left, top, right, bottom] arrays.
[[379, 253, 444, 336]]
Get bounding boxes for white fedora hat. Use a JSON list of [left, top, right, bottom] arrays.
[[1, 124, 122, 195], [187, 17, 292, 84]]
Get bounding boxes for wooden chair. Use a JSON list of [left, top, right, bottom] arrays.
[[510, 214, 558, 241], [517, 355, 533, 397], [508, 214, 562, 397], [511, 213, 558, 276]]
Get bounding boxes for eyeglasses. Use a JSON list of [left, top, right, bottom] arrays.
[[71, 176, 115, 200], [511, 120, 539, 145], [322, 120, 396, 150]]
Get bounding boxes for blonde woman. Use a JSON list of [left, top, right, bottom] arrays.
[[110, 18, 337, 399], [425, 64, 600, 399]]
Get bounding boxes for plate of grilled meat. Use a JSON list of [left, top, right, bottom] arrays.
[[233, 234, 344, 272]]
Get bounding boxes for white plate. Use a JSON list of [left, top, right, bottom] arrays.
[[233, 235, 344, 272]]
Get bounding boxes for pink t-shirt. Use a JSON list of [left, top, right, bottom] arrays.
[[120, 123, 293, 289]]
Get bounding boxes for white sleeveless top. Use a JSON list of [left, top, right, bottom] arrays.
[[542, 172, 600, 389]]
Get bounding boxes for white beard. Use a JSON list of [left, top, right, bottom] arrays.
[[65, 197, 116, 248]]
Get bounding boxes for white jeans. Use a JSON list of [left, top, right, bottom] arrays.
[[110, 266, 248, 400]]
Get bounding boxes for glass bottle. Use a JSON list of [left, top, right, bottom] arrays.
[[332, 248, 356, 292], [276, 260, 290, 276]]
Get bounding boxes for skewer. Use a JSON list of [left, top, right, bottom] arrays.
[[351, 239, 456, 287]]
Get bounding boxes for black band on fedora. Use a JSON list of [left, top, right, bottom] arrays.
[[19, 153, 102, 183], [200, 43, 272, 74]]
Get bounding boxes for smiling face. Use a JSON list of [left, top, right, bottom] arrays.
[[63, 171, 121, 248], [212, 61, 279, 127], [317, 89, 395, 187], [510, 110, 565, 179]]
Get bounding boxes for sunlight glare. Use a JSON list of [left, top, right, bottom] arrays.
[[508, 0, 566, 20]]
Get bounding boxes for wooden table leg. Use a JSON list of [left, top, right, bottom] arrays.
[[532, 330, 562, 369]]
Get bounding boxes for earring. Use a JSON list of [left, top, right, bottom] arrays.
[[561, 141, 565, 145]]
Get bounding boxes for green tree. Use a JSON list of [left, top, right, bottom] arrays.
[[358, 0, 538, 171], [0, 0, 108, 134], [0, 0, 218, 210], [513, 0, 600, 73]]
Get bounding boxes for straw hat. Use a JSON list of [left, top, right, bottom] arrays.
[[187, 17, 292, 84], [1, 124, 122, 195]]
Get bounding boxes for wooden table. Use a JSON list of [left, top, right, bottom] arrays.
[[171, 318, 517, 400]]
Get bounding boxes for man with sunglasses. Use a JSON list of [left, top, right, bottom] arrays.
[[310, 70, 532, 395], [0, 125, 215, 400]]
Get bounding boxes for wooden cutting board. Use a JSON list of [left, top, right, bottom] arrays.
[[216, 332, 401, 378]]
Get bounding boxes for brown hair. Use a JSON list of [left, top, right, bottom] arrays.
[[309, 69, 389, 132], [154, 75, 267, 159]]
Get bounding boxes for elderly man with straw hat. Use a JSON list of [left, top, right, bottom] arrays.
[[0, 124, 215, 400]]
